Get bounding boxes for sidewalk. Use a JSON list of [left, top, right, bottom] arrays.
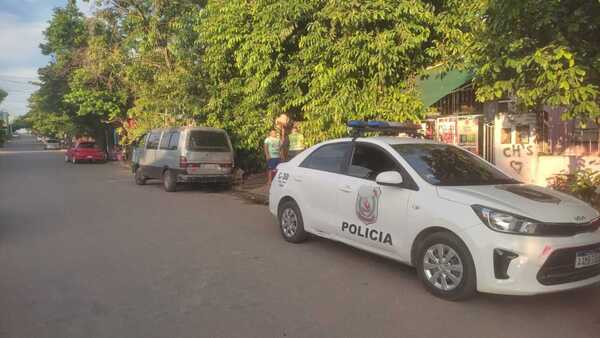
[[233, 172, 269, 205]]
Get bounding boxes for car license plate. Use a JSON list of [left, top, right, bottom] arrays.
[[87, 156, 93, 159], [575, 249, 600, 269], [201, 164, 219, 170]]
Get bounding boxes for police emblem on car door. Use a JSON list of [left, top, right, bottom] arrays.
[[340, 184, 393, 247], [356, 186, 381, 224]]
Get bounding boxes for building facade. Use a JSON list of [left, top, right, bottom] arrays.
[[417, 67, 600, 186]]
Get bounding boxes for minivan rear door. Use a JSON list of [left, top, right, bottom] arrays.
[[183, 130, 233, 175], [141, 131, 162, 178]]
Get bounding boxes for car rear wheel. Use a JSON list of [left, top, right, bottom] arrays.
[[278, 200, 308, 243], [163, 169, 177, 192], [134, 167, 146, 185], [416, 232, 476, 301]]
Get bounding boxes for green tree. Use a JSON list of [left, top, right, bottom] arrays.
[[29, 0, 91, 138], [0, 88, 7, 104], [472, 0, 600, 120], [198, 0, 465, 168], [95, 0, 207, 143], [10, 115, 32, 131]]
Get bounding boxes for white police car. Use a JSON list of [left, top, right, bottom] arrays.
[[269, 121, 600, 300]]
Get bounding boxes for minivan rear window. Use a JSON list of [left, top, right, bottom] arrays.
[[188, 131, 230, 152]]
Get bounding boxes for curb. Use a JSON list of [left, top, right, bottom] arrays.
[[232, 186, 269, 205]]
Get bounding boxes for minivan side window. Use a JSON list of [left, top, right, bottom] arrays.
[[348, 143, 399, 180], [159, 132, 172, 150], [146, 131, 161, 150], [167, 132, 180, 150], [300, 142, 351, 174]]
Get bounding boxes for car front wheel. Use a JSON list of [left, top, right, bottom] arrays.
[[65, 155, 69, 163], [416, 232, 476, 301], [278, 200, 308, 243]]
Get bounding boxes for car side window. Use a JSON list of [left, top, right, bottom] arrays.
[[146, 132, 161, 150], [159, 132, 172, 150], [167, 132, 180, 150], [348, 143, 399, 181], [300, 142, 351, 174]]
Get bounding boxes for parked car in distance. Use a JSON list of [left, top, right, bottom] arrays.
[[44, 139, 61, 150], [65, 142, 106, 163], [132, 126, 234, 192]]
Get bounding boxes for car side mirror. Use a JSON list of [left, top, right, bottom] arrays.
[[375, 171, 404, 186]]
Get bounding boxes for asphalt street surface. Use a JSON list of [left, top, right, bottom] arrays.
[[1, 135, 599, 338]]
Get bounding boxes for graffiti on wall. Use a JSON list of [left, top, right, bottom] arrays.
[[501, 144, 534, 175]]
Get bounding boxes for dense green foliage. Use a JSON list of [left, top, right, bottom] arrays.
[[10, 115, 32, 131], [26, 0, 600, 169], [548, 168, 600, 210], [0, 88, 7, 146], [0, 88, 7, 104], [472, 0, 600, 121]]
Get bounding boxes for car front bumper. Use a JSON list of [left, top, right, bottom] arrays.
[[462, 225, 600, 295]]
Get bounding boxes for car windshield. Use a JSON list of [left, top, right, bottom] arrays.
[[187, 130, 230, 152], [393, 144, 519, 186], [78, 143, 96, 148]]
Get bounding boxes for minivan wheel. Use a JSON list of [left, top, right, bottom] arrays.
[[278, 200, 308, 243], [416, 232, 476, 301], [134, 167, 146, 185], [163, 169, 177, 192]]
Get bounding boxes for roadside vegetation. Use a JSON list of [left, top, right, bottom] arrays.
[[1, 88, 7, 146], [24, 0, 600, 170], [548, 169, 600, 211]]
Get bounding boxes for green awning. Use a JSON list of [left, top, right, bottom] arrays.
[[416, 67, 474, 107]]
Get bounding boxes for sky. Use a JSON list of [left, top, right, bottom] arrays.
[[0, 0, 94, 119]]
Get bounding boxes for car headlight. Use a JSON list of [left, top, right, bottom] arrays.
[[472, 205, 542, 235]]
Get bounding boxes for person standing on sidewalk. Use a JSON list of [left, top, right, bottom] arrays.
[[264, 129, 281, 185], [275, 113, 291, 161], [287, 122, 305, 159]]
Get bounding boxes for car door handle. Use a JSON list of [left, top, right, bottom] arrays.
[[338, 185, 353, 193]]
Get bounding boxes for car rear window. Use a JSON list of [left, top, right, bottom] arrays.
[[187, 131, 230, 152], [78, 143, 96, 148]]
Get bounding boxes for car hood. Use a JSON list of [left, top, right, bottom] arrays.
[[437, 184, 599, 224]]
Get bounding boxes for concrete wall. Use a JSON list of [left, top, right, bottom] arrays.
[[493, 112, 600, 185], [534, 155, 600, 186], [494, 113, 539, 183]]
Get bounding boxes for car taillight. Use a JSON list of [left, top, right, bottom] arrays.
[[180, 156, 188, 168]]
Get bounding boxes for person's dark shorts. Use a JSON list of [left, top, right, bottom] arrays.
[[267, 158, 281, 170]]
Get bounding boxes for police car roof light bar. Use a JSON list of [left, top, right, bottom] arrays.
[[347, 120, 422, 139]]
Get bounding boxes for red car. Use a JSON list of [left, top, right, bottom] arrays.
[[65, 142, 107, 164]]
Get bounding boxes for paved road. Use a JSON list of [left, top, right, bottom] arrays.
[[1, 136, 599, 338]]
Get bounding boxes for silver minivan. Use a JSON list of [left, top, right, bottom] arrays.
[[132, 127, 234, 192]]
